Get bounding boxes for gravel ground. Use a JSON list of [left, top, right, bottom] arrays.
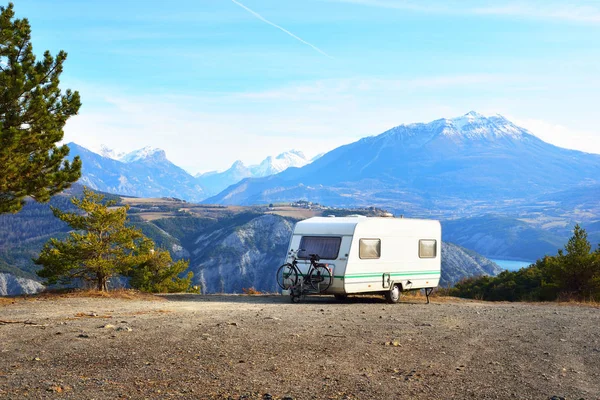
[[1, 294, 599, 399]]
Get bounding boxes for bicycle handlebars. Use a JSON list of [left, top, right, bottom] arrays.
[[289, 249, 320, 261]]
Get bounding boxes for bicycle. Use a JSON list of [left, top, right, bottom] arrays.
[[276, 249, 332, 293]]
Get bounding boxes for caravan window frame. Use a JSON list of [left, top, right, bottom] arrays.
[[418, 239, 437, 258], [297, 236, 342, 260], [359, 238, 381, 259]]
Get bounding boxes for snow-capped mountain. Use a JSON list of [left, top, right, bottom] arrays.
[[388, 111, 525, 144], [443, 111, 524, 139], [120, 146, 166, 163], [66, 144, 317, 202], [196, 150, 312, 197], [250, 150, 310, 177], [67, 143, 205, 201], [96, 145, 126, 160], [92, 145, 166, 163], [206, 111, 600, 209]]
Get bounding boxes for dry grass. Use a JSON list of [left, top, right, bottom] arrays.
[[120, 197, 181, 205], [401, 289, 461, 303], [556, 292, 600, 304], [241, 287, 266, 295], [35, 288, 164, 301], [431, 289, 600, 308], [555, 298, 600, 308], [137, 212, 175, 221], [266, 210, 319, 218], [0, 297, 18, 306]]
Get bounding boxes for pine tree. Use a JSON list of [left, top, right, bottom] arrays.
[[535, 224, 600, 300], [0, 3, 81, 214], [35, 188, 143, 291], [129, 238, 197, 293], [548, 225, 600, 298]]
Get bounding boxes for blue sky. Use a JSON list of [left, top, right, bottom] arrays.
[[12, 0, 600, 172]]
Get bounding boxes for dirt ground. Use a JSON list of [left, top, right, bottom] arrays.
[[1, 294, 599, 399]]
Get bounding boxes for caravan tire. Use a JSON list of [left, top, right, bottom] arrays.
[[385, 284, 401, 304]]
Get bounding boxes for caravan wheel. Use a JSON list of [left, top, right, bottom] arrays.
[[385, 284, 401, 304]]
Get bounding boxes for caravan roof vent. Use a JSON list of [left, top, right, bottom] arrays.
[[347, 214, 367, 218], [382, 212, 394, 218], [327, 215, 336, 218]]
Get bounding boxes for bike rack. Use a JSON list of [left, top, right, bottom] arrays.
[[289, 279, 322, 302], [288, 269, 333, 302], [278, 252, 333, 303]]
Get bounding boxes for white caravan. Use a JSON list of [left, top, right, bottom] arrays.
[[285, 216, 441, 303]]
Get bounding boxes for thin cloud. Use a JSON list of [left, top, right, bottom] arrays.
[[230, 0, 334, 59], [510, 116, 600, 153], [327, 0, 448, 12], [472, 4, 600, 23], [330, 0, 600, 23], [235, 74, 522, 101]]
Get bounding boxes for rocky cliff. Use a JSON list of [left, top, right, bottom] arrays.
[[441, 243, 503, 287], [0, 273, 44, 296], [189, 214, 294, 293]]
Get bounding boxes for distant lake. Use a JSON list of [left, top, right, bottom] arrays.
[[490, 259, 534, 271]]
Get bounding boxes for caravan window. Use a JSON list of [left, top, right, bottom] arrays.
[[359, 239, 381, 259], [298, 236, 341, 260], [419, 239, 437, 258]]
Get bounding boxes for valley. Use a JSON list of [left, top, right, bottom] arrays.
[[0, 191, 501, 295]]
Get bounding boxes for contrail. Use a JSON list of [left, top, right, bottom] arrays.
[[230, 0, 333, 59]]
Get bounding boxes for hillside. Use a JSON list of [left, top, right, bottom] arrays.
[[0, 193, 503, 295], [442, 215, 566, 261]]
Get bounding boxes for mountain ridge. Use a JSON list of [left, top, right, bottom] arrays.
[[68, 143, 316, 201], [194, 149, 312, 197], [205, 112, 600, 213], [67, 143, 205, 202]]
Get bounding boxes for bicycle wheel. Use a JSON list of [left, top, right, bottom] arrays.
[[276, 263, 298, 290], [308, 265, 332, 292]]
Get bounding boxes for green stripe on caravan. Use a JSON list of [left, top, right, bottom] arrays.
[[344, 271, 440, 279]]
